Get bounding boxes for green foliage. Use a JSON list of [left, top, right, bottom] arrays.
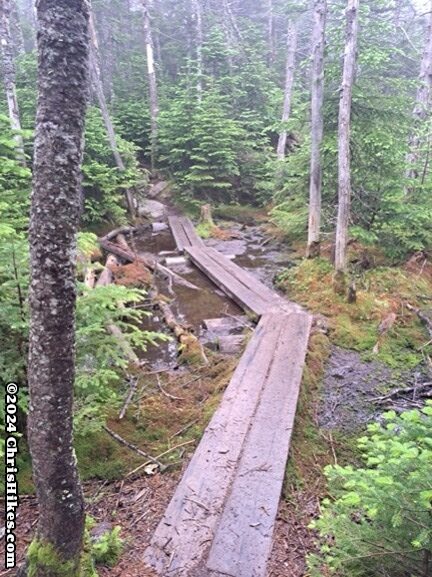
[[82, 107, 146, 225], [90, 525, 124, 567], [309, 404, 432, 577], [74, 283, 170, 432]]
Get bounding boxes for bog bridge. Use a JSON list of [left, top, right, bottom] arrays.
[[144, 216, 312, 577]]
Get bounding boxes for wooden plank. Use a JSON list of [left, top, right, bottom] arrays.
[[181, 216, 205, 248], [186, 247, 270, 316], [203, 316, 250, 333], [169, 216, 204, 252], [144, 314, 285, 576], [206, 312, 313, 577], [169, 216, 190, 252], [203, 247, 300, 314]]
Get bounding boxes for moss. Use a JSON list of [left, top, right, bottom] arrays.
[[196, 221, 215, 239], [278, 259, 431, 369], [27, 539, 90, 577]]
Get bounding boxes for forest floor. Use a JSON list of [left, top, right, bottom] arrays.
[[6, 203, 432, 577]]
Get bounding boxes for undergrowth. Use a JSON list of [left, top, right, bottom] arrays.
[[277, 258, 431, 369]]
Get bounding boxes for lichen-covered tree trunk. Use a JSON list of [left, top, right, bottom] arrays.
[[405, 4, 432, 186], [25, 1, 90, 576], [334, 0, 359, 285], [89, 7, 135, 216], [307, 0, 327, 258], [142, 0, 159, 169], [0, 0, 25, 163], [276, 20, 297, 161]]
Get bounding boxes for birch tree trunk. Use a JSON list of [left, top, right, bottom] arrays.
[[192, 0, 203, 100], [307, 0, 327, 258], [89, 8, 135, 216], [25, 1, 90, 575], [142, 0, 159, 169], [276, 20, 297, 161], [334, 0, 359, 287], [0, 0, 25, 164], [405, 3, 432, 186]]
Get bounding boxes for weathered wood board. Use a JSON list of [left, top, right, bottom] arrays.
[[169, 216, 204, 252], [206, 312, 313, 577], [147, 215, 313, 577], [143, 314, 286, 576]]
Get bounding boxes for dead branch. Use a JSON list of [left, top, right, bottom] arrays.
[[156, 374, 185, 401], [119, 378, 139, 420], [98, 236, 201, 291], [125, 439, 196, 478], [407, 303, 432, 339], [103, 426, 166, 471]]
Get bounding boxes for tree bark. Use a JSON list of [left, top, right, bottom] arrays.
[[276, 20, 297, 161], [307, 0, 327, 258], [142, 0, 159, 169], [334, 0, 359, 280], [89, 7, 135, 216], [191, 0, 203, 100], [25, 1, 90, 575], [405, 3, 432, 186], [0, 0, 25, 164], [267, 0, 274, 67]]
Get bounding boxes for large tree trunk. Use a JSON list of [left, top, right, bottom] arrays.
[[276, 20, 297, 161], [191, 0, 203, 100], [25, 1, 90, 576], [334, 0, 359, 284], [89, 7, 135, 216], [142, 0, 159, 169], [307, 0, 327, 258], [405, 4, 432, 186], [0, 0, 25, 164]]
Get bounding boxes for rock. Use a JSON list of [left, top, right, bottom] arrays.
[[165, 256, 187, 266], [152, 222, 169, 233], [90, 522, 113, 543], [203, 316, 251, 334], [148, 181, 170, 199], [218, 335, 246, 355], [138, 199, 167, 220]]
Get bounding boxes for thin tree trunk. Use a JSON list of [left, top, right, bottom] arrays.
[[89, 7, 135, 216], [10, 0, 24, 57], [142, 0, 159, 169], [0, 0, 25, 164], [334, 0, 359, 285], [405, 3, 432, 186], [307, 0, 327, 258], [267, 0, 274, 66], [192, 0, 203, 100], [24, 1, 90, 576], [276, 20, 297, 161]]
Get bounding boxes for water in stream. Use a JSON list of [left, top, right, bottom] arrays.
[[133, 223, 296, 369]]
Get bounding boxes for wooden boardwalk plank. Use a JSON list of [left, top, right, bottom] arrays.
[[169, 216, 204, 252], [143, 314, 286, 576], [186, 246, 273, 316], [203, 247, 300, 314], [206, 312, 313, 577]]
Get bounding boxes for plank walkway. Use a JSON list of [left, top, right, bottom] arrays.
[[144, 218, 312, 577]]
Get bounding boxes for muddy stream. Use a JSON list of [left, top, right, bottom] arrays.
[[133, 220, 296, 370]]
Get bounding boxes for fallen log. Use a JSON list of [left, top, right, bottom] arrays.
[[406, 303, 432, 339], [94, 254, 142, 369], [103, 224, 148, 242], [98, 237, 200, 291], [158, 299, 208, 365]]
